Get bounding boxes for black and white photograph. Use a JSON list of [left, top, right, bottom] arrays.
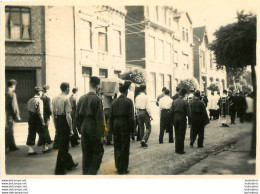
[[2, 0, 257, 178]]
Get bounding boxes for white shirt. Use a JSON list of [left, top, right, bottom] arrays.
[[246, 97, 253, 113], [159, 95, 173, 110], [208, 95, 218, 110], [135, 92, 151, 116]]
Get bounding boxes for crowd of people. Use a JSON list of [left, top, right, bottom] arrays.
[[5, 77, 253, 175]]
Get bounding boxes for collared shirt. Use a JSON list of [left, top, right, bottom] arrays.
[[27, 95, 44, 116], [52, 93, 71, 115], [159, 95, 173, 110], [135, 92, 151, 116]]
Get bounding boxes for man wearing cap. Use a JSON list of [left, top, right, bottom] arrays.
[[158, 89, 174, 144], [75, 76, 105, 175], [5, 79, 20, 152], [37, 85, 52, 146], [217, 90, 230, 127], [53, 82, 78, 175], [135, 85, 152, 148], [26, 87, 49, 156], [189, 90, 209, 148], [109, 83, 135, 174], [69, 87, 80, 141], [171, 89, 190, 154]]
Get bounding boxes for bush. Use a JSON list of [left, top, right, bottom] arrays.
[[177, 78, 199, 94], [207, 83, 219, 91], [120, 68, 145, 84]]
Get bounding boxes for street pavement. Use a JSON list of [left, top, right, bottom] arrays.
[[5, 112, 254, 175]]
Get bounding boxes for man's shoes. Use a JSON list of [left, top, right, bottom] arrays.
[[176, 151, 185, 154], [47, 140, 54, 145], [9, 147, 19, 151], [190, 144, 194, 148], [225, 124, 229, 127], [117, 170, 129, 175], [71, 141, 80, 147], [198, 146, 204, 148], [42, 149, 52, 154], [28, 152, 38, 156], [169, 140, 174, 143], [55, 171, 67, 175], [141, 141, 148, 147], [67, 163, 78, 171], [159, 141, 163, 144]]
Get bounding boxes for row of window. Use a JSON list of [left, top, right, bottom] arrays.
[[148, 36, 172, 62], [82, 66, 121, 78], [5, 7, 122, 56], [150, 72, 172, 99], [146, 6, 172, 27]]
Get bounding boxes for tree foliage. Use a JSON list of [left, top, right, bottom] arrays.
[[210, 11, 256, 69], [120, 68, 145, 84]]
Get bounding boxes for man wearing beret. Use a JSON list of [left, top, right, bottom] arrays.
[[75, 76, 105, 175], [109, 83, 135, 174], [5, 79, 20, 152], [37, 85, 53, 146], [53, 82, 78, 175], [189, 90, 209, 148], [171, 89, 190, 154], [26, 87, 49, 156]]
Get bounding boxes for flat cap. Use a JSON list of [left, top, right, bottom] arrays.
[[7, 79, 17, 87], [43, 85, 50, 91], [90, 76, 100, 85], [164, 89, 170, 95], [34, 86, 43, 93]]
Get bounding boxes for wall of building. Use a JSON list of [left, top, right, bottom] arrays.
[[5, 6, 45, 86], [172, 13, 194, 94]]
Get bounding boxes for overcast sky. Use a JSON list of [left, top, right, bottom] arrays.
[[172, 0, 257, 41]]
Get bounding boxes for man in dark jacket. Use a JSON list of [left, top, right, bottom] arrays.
[[189, 90, 209, 148], [171, 89, 190, 154], [5, 79, 20, 152], [171, 87, 180, 101], [109, 83, 135, 174], [75, 76, 105, 175], [236, 91, 248, 123], [228, 91, 237, 124], [38, 85, 52, 146]]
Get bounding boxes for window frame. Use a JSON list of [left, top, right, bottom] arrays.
[[5, 6, 32, 41], [98, 27, 108, 53]]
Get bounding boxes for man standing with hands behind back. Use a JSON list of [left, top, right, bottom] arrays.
[[53, 82, 78, 175], [76, 76, 105, 175]]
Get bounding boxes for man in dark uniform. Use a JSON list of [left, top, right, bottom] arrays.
[[38, 85, 52, 146], [53, 83, 78, 175], [26, 87, 50, 156], [5, 79, 20, 152], [69, 87, 80, 141], [172, 87, 180, 101], [228, 91, 237, 124], [236, 91, 248, 123], [75, 76, 105, 175], [109, 83, 134, 174], [171, 89, 190, 154], [158, 89, 174, 144], [189, 90, 209, 148]]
